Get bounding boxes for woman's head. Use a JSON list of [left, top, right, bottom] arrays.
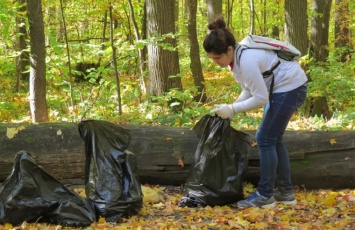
[[203, 17, 236, 68]]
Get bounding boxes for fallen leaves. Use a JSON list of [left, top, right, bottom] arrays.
[[92, 185, 354, 230], [1, 184, 354, 229]]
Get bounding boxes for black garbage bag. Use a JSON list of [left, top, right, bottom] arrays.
[[78, 120, 143, 222], [0, 151, 97, 227], [179, 115, 251, 207]]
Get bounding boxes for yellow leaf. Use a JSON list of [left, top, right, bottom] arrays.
[[98, 216, 106, 223], [329, 138, 336, 145], [323, 192, 338, 206], [152, 202, 164, 208], [178, 158, 184, 167], [74, 188, 86, 198], [255, 222, 268, 229], [114, 225, 130, 230], [243, 182, 256, 195], [248, 212, 262, 222], [57, 129, 62, 136], [323, 207, 337, 217], [6, 126, 26, 139], [251, 141, 257, 147], [208, 222, 218, 227], [280, 214, 290, 221], [4, 223, 13, 229], [6, 127, 18, 139], [142, 185, 164, 203]]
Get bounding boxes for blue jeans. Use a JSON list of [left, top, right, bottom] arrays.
[[255, 84, 307, 198]]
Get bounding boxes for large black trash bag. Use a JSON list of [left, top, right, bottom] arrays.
[[0, 151, 96, 227], [78, 120, 143, 222], [179, 115, 251, 207]]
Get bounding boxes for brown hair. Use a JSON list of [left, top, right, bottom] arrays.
[[203, 17, 236, 55]]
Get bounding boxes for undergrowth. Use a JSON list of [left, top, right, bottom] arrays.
[[1, 56, 354, 131]]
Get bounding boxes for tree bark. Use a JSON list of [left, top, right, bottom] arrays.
[[27, 0, 48, 122], [15, 0, 30, 89], [109, 4, 122, 116], [225, 0, 235, 28], [284, 0, 308, 56], [206, 0, 222, 23], [334, 0, 351, 62], [1, 123, 354, 189], [249, 0, 255, 34], [309, 0, 332, 62], [128, 0, 148, 98], [187, 0, 207, 102], [146, 0, 182, 96]]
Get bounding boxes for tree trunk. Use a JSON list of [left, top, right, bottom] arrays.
[[284, 0, 308, 56], [249, 0, 255, 34], [109, 3, 122, 116], [206, 0, 222, 23], [128, 0, 148, 99], [225, 0, 235, 28], [303, 96, 332, 119], [1, 123, 354, 189], [309, 0, 332, 62], [44, 5, 55, 46], [15, 0, 30, 89], [187, 0, 207, 102], [334, 0, 351, 62], [146, 0, 182, 96], [27, 0, 49, 122]]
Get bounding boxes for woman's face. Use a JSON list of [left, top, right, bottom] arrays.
[[207, 46, 234, 68]]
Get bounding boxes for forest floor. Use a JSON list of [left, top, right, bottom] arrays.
[[1, 184, 354, 230]]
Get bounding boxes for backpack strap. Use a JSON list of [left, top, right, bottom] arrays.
[[235, 45, 281, 104], [235, 44, 247, 66], [263, 61, 281, 105], [262, 61, 281, 78]]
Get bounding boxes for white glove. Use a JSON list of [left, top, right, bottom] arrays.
[[210, 104, 235, 119]]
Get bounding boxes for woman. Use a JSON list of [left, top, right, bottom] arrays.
[[204, 17, 308, 208]]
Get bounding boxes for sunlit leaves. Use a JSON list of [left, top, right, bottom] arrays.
[[54, 185, 355, 229], [4, 184, 353, 229]]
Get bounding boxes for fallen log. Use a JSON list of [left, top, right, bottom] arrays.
[[0, 122, 354, 189]]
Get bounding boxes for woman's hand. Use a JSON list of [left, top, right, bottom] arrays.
[[210, 104, 235, 119]]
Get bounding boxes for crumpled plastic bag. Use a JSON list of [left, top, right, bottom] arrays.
[[179, 115, 251, 207], [0, 151, 96, 227], [78, 120, 143, 222]]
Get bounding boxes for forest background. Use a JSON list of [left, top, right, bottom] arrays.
[[0, 0, 354, 131]]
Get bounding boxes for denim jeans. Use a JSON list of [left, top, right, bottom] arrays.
[[255, 84, 307, 198]]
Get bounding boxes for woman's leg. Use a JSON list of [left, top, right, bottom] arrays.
[[236, 84, 307, 208], [256, 84, 307, 198], [275, 138, 293, 193]]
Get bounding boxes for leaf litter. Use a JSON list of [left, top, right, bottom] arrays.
[[1, 183, 354, 230]]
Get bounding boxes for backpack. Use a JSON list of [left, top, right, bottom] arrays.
[[236, 35, 301, 64], [235, 35, 302, 102]]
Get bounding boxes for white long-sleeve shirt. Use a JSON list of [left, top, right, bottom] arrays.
[[230, 47, 308, 113]]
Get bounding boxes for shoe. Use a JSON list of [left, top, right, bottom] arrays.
[[274, 191, 297, 205], [236, 191, 275, 208]]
